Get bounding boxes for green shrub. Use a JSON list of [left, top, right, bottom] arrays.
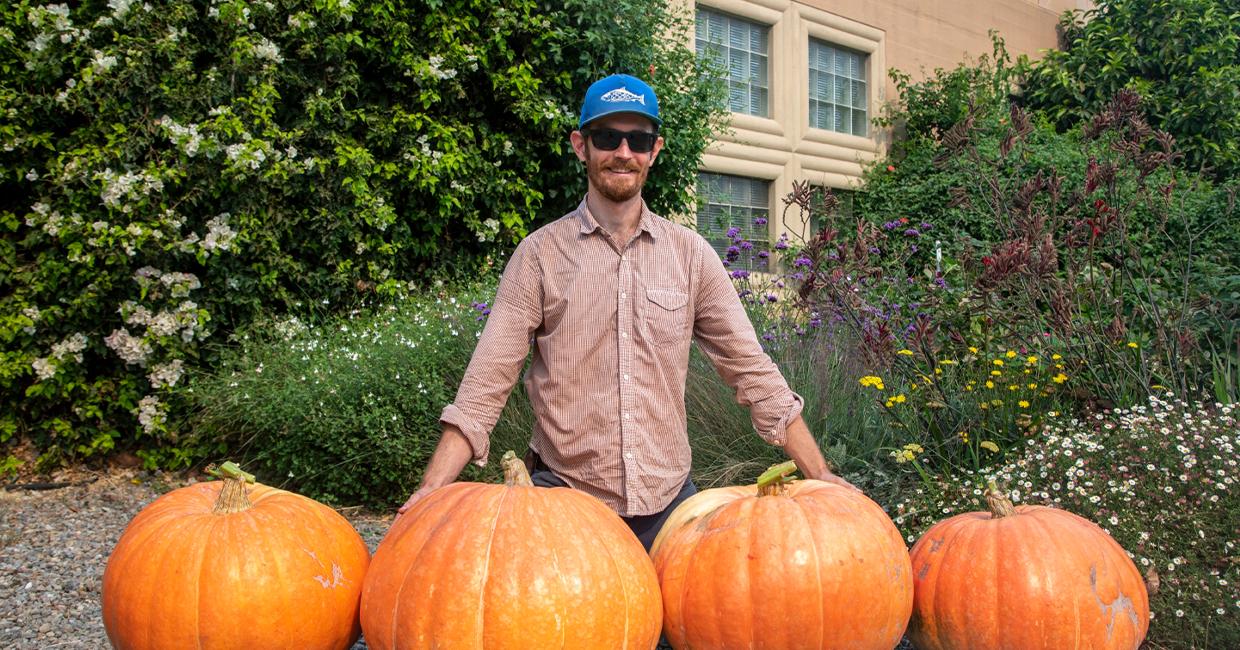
[[0, 0, 727, 469], [1020, 0, 1240, 180], [189, 279, 537, 506], [885, 396, 1239, 648]]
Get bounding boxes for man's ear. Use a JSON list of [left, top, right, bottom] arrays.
[[570, 130, 589, 162], [648, 135, 665, 167]]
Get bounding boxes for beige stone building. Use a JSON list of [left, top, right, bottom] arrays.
[[682, 0, 1092, 269]]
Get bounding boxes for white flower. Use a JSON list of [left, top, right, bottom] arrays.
[[104, 328, 152, 366], [31, 357, 56, 381], [252, 37, 283, 64], [135, 394, 165, 434], [148, 359, 184, 389]]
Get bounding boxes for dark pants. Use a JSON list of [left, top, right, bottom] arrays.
[[526, 451, 697, 552]]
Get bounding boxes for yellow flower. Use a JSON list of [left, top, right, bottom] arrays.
[[859, 376, 886, 390], [939, 359, 957, 365], [897, 349, 914, 356], [1052, 353, 1062, 360], [1027, 383, 1037, 389], [1026, 355, 1038, 364], [980, 441, 1000, 453], [968, 346, 979, 354], [959, 431, 970, 443], [1005, 350, 1017, 358], [1018, 400, 1030, 408], [934, 367, 943, 375], [1008, 384, 1018, 391], [904, 443, 924, 453], [895, 394, 906, 403], [990, 370, 1002, 377], [1053, 373, 1068, 384], [1023, 368, 1032, 374], [979, 402, 989, 410], [1127, 341, 1139, 349], [991, 399, 1003, 406], [985, 380, 995, 389], [992, 359, 1004, 366]]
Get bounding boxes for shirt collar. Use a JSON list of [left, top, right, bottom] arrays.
[[575, 197, 661, 241]]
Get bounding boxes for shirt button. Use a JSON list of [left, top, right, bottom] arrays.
[[620, 292, 626, 300], [621, 331, 628, 338], [625, 452, 634, 460], [623, 373, 630, 380], [623, 413, 630, 420]]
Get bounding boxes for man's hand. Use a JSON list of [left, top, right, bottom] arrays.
[[393, 485, 439, 525], [809, 468, 862, 493], [392, 424, 473, 525]]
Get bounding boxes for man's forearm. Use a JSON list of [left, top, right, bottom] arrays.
[[420, 424, 474, 490], [782, 414, 832, 479]]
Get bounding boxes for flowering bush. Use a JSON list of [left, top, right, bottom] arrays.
[[188, 279, 538, 506], [1, 0, 727, 469], [887, 395, 1239, 648]]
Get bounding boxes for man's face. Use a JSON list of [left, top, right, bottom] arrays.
[[571, 114, 664, 203]]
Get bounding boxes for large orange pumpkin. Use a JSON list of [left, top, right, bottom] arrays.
[[907, 483, 1149, 649], [102, 463, 371, 650], [360, 451, 662, 650], [650, 462, 913, 650]]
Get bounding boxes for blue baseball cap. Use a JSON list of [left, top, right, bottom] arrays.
[[578, 74, 661, 129]]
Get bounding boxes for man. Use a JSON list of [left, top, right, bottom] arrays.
[[398, 73, 854, 549]]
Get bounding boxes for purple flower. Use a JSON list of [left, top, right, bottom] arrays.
[[722, 259, 731, 267], [920, 222, 932, 230], [730, 270, 750, 280], [793, 256, 813, 267], [482, 308, 491, 316], [753, 217, 768, 226], [933, 275, 947, 288], [726, 245, 741, 256], [883, 220, 900, 230], [757, 250, 770, 259], [809, 317, 823, 328], [766, 293, 778, 303], [775, 240, 789, 250], [791, 272, 805, 281], [739, 240, 753, 251], [762, 332, 775, 341], [904, 228, 921, 237], [868, 246, 880, 254], [726, 226, 741, 239], [910, 244, 919, 253]]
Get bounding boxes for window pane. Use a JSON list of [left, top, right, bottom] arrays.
[[697, 172, 771, 272], [696, 8, 769, 117], [808, 38, 870, 136]]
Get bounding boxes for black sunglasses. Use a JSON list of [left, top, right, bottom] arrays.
[[581, 128, 659, 153]]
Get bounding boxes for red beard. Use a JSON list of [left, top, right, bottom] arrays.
[[585, 155, 649, 203]]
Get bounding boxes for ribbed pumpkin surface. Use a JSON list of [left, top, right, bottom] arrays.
[[908, 498, 1149, 650], [650, 471, 913, 650], [360, 461, 662, 650], [102, 478, 371, 650]]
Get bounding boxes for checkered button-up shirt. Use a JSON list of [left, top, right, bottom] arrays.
[[440, 198, 803, 516]]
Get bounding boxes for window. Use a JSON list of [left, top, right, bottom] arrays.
[[808, 39, 868, 136], [696, 7, 769, 117], [811, 187, 855, 234], [697, 172, 770, 272]]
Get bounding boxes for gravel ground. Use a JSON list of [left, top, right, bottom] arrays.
[[0, 468, 389, 650]]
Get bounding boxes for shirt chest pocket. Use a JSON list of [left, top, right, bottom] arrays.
[[643, 288, 689, 345]]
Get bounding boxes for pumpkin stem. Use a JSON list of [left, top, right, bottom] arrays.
[[756, 460, 799, 496], [985, 480, 1017, 518], [501, 450, 534, 487], [207, 461, 255, 514]]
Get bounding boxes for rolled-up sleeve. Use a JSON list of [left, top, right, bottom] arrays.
[[439, 235, 543, 465], [691, 237, 804, 445]]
